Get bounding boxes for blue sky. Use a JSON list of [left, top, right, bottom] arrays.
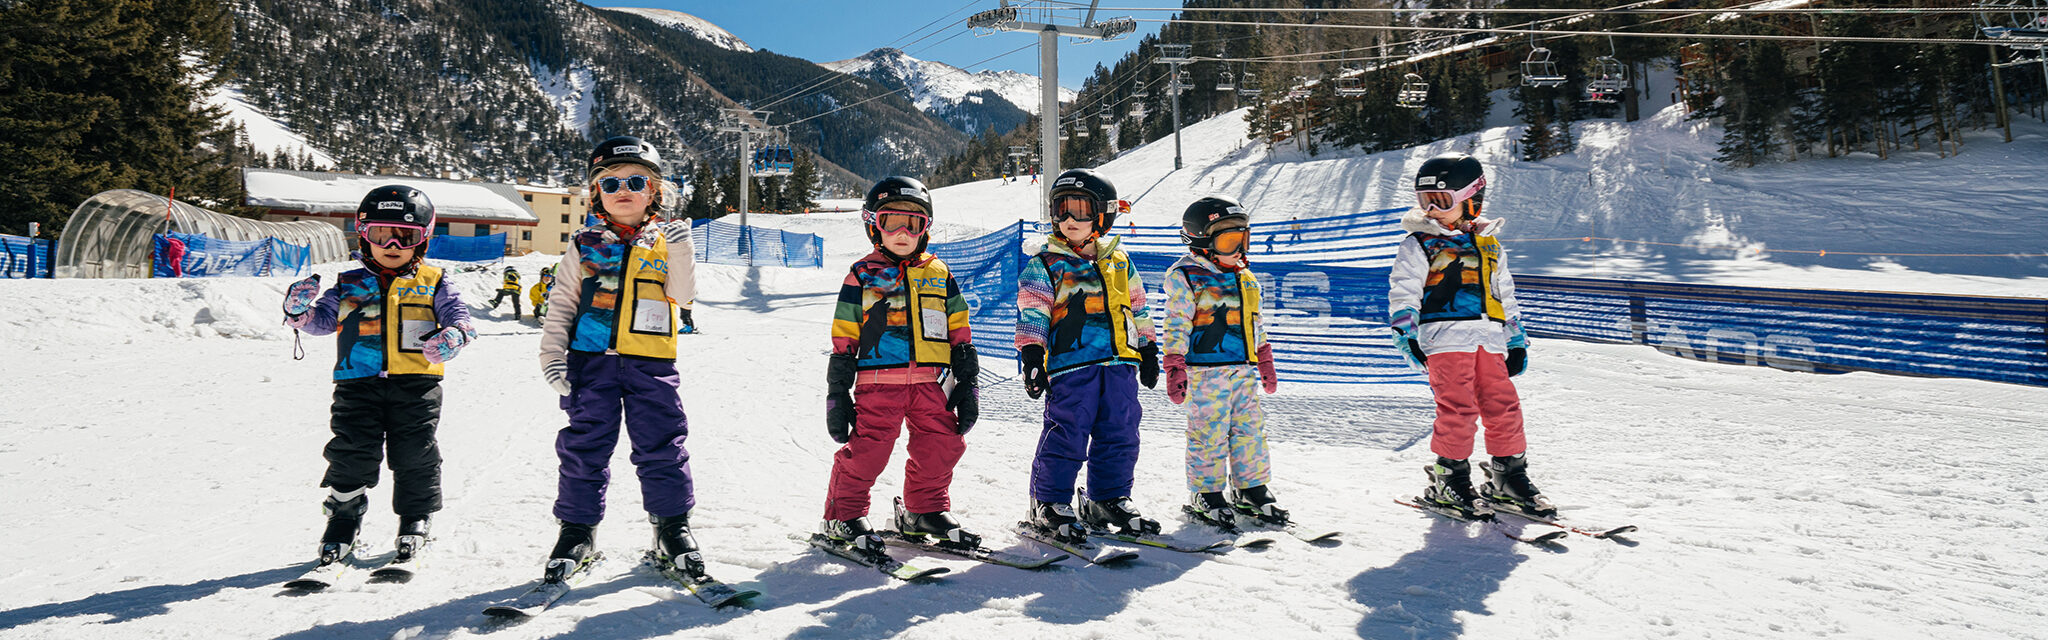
[[582, 1, 1165, 89]]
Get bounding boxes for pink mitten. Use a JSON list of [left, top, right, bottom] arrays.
[[1165, 353, 1189, 404], [1256, 344, 1278, 394], [420, 321, 475, 364]]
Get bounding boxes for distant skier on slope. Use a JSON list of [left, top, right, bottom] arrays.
[[1388, 153, 1553, 520]]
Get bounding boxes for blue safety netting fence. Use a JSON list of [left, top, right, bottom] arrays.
[[931, 211, 2048, 387], [150, 232, 313, 278], [682, 219, 825, 269], [2, 234, 51, 278], [425, 233, 507, 263]]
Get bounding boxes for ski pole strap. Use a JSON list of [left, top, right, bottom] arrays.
[[293, 328, 306, 361]]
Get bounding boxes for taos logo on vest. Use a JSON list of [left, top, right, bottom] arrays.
[[910, 276, 949, 289], [391, 284, 437, 297], [636, 257, 668, 274]]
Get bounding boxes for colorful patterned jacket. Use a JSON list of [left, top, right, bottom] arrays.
[[1162, 253, 1267, 368], [831, 249, 972, 383], [298, 263, 472, 380], [1016, 234, 1156, 377]]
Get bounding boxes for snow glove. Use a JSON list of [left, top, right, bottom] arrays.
[[1255, 343, 1278, 394], [419, 320, 475, 364], [1020, 345, 1049, 400], [826, 353, 857, 444], [947, 344, 980, 435], [1504, 316, 1529, 377], [541, 358, 571, 395], [1507, 348, 1528, 377], [1164, 353, 1189, 404], [282, 274, 321, 328], [1137, 344, 1160, 389], [1390, 307, 1426, 371]]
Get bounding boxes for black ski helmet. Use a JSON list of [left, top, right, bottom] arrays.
[[862, 176, 934, 256], [588, 135, 666, 222], [1048, 168, 1120, 239], [354, 184, 435, 272], [1180, 196, 1252, 254], [589, 135, 664, 178], [1413, 153, 1486, 218]]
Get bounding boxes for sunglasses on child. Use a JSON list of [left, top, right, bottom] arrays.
[[360, 223, 427, 249], [598, 175, 652, 194], [871, 208, 929, 235]]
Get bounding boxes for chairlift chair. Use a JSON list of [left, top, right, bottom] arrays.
[[1522, 47, 1567, 87], [1216, 70, 1235, 91], [1978, 0, 2048, 46], [1335, 69, 1366, 98], [1099, 106, 1113, 131], [1584, 55, 1627, 103], [1238, 72, 1261, 97], [1396, 73, 1429, 109]]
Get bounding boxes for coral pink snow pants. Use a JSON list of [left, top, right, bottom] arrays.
[[1426, 348, 1527, 460], [824, 382, 965, 521]]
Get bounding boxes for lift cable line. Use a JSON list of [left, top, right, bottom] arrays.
[[1131, 18, 2000, 46], [1090, 5, 2033, 16]]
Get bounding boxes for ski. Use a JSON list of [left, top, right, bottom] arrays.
[[643, 551, 759, 608], [1179, 506, 1279, 549], [794, 533, 949, 582], [482, 552, 606, 619], [1013, 522, 1139, 565], [368, 535, 427, 583], [1229, 511, 1344, 544], [1491, 504, 1638, 539], [1085, 527, 1235, 554], [283, 543, 358, 591], [877, 530, 1067, 570], [1394, 497, 1567, 545]]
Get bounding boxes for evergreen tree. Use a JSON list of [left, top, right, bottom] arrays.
[[683, 162, 717, 220], [782, 150, 820, 211]]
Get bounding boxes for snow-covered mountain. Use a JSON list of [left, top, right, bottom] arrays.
[[824, 47, 1073, 115], [597, 7, 753, 52]]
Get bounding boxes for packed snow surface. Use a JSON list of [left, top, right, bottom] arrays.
[[3, 97, 2044, 640]]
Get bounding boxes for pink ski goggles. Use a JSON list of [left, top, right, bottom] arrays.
[[360, 223, 428, 249], [1415, 175, 1485, 213]]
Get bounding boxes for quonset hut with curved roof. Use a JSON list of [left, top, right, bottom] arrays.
[[55, 189, 348, 279]]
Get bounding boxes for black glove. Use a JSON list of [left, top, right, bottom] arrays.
[[1020, 344, 1049, 400], [826, 353, 857, 444], [1506, 347, 1527, 377], [1406, 338, 1428, 369], [948, 344, 981, 435], [1136, 343, 1160, 389]]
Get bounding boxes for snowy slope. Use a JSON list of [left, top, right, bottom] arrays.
[[823, 48, 1077, 116], [924, 101, 2048, 296], [599, 7, 753, 53], [2, 251, 2045, 639], [210, 84, 336, 168]]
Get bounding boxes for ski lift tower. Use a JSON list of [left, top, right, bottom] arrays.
[[1156, 43, 1192, 170], [969, 0, 1135, 218], [717, 108, 772, 244]]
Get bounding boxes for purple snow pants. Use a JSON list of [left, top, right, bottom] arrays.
[[1030, 363, 1143, 504], [554, 351, 694, 524]]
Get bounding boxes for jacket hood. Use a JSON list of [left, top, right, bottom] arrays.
[[1401, 208, 1506, 237]]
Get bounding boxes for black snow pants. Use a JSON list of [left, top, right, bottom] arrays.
[[322, 376, 444, 516]]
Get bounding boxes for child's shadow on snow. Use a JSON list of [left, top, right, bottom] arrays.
[[1347, 516, 1535, 639]]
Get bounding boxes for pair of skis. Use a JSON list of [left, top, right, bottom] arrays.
[[797, 498, 1069, 580], [481, 549, 759, 619], [281, 535, 428, 591], [1396, 497, 1637, 545], [1180, 505, 1345, 547]]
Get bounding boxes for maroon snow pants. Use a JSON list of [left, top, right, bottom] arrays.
[[823, 382, 965, 521]]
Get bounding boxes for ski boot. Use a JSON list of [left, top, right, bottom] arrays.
[[893, 500, 982, 549], [1423, 457, 1494, 519], [318, 488, 368, 564], [1081, 495, 1162, 536], [544, 520, 598, 583], [649, 512, 705, 575], [1481, 453, 1558, 518], [1186, 491, 1236, 528], [1027, 499, 1086, 541], [393, 514, 430, 560], [1229, 484, 1291, 526], [820, 516, 886, 555]]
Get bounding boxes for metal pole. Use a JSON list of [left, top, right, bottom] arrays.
[[1990, 46, 2012, 142], [1040, 26, 1060, 221], [1171, 62, 1184, 170]]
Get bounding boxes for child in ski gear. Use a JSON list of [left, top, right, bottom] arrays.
[[1163, 196, 1288, 526], [1017, 168, 1162, 538], [820, 176, 981, 553], [1388, 153, 1551, 519], [535, 135, 703, 579], [527, 266, 554, 320], [282, 184, 475, 565], [491, 267, 522, 316]]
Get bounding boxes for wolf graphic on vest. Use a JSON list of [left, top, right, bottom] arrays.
[[856, 296, 896, 360], [1052, 293, 1092, 354], [1192, 307, 1231, 355]]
